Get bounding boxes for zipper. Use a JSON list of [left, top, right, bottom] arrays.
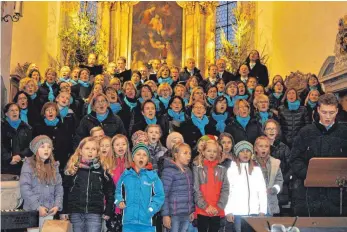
[[85, 169, 91, 213], [70, 175, 78, 192], [185, 171, 191, 214], [245, 166, 250, 215]]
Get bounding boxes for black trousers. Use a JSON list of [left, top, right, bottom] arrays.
[[197, 215, 220, 232]]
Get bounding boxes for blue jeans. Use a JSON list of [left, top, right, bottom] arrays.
[[169, 215, 190, 232], [70, 213, 102, 232]]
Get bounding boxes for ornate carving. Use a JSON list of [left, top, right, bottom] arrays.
[[177, 2, 196, 15], [334, 15, 347, 72], [120, 1, 139, 13], [198, 2, 218, 15]]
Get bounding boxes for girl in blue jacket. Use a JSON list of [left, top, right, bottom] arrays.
[[115, 143, 165, 232]]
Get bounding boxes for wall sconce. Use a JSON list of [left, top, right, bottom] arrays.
[[1, 1, 23, 22]]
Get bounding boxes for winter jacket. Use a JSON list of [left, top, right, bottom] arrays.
[[148, 143, 167, 170], [74, 110, 126, 149], [254, 110, 279, 126], [336, 105, 347, 126], [246, 61, 269, 87], [161, 158, 194, 217], [1, 120, 32, 175], [218, 70, 237, 84], [33, 118, 74, 170], [269, 93, 284, 111], [290, 122, 347, 216], [112, 157, 126, 214], [278, 104, 310, 147], [179, 67, 203, 83], [117, 98, 136, 137], [159, 112, 188, 142], [224, 118, 263, 145], [193, 160, 229, 217], [270, 139, 292, 205], [255, 157, 283, 215], [178, 118, 218, 150], [224, 162, 267, 216], [63, 164, 115, 216], [115, 167, 164, 227], [20, 157, 63, 211], [306, 104, 317, 124], [38, 82, 59, 108]]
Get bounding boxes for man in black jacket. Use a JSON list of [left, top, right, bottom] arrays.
[[291, 93, 347, 216], [216, 58, 236, 83]]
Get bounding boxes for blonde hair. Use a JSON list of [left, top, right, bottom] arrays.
[[193, 140, 221, 166], [304, 89, 320, 106], [29, 151, 57, 184], [60, 66, 71, 76], [122, 81, 136, 93], [157, 83, 173, 96], [172, 142, 191, 161], [65, 137, 100, 176], [111, 134, 132, 168], [99, 136, 115, 176], [44, 67, 57, 81], [188, 86, 206, 106], [253, 94, 269, 109], [109, 77, 121, 86], [19, 77, 38, 92], [144, 80, 157, 92], [90, 126, 104, 136], [233, 99, 250, 116], [94, 74, 105, 86], [174, 84, 187, 95], [157, 65, 171, 78]]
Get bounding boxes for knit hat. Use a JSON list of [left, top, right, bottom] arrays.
[[233, 141, 253, 157], [131, 130, 149, 146], [166, 132, 184, 150], [132, 142, 150, 159], [30, 135, 53, 154]]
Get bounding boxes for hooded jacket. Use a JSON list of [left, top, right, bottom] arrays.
[[161, 158, 194, 217], [115, 166, 164, 227]]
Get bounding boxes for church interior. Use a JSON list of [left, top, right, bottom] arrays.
[[1, 1, 347, 231]]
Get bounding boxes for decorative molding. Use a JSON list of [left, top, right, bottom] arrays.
[[177, 2, 196, 15], [198, 2, 218, 15], [120, 1, 139, 13]]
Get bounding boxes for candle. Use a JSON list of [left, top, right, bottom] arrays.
[[14, 1, 21, 15]]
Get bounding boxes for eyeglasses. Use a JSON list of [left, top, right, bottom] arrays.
[[95, 100, 107, 105], [193, 106, 205, 110]]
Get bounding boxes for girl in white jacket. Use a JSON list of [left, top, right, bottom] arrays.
[[224, 141, 267, 232]]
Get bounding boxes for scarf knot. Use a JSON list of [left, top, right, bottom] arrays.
[[158, 77, 173, 85], [124, 97, 137, 111], [191, 113, 209, 135], [273, 93, 283, 99], [6, 117, 21, 130], [307, 100, 317, 109], [96, 110, 109, 122], [144, 116, 157, 125], [287, 100, 300, 111], [259, 111, 269, 125], [110, 103, 122, 114], [207, 97, 216, 106], [30, 93, 37, 100], [45, 82, 55, 102], [168, 109, 185, 122], [225, 95, 235, 107], [78, 80, 90, 88], [44, 117, 59, 127], [212, 112, 228, 133], [20, 108, 28, 124], [236, 115, 250, 129], [159, 96, 171, 109], [60, 106, 69, 119]]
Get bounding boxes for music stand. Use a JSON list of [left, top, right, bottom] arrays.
[[305, 158, 347, 215]]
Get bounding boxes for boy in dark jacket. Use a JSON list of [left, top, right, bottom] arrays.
[[161, 143, 194, 232]]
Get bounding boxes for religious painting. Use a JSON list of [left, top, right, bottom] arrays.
[[131, 2, 183, 70]]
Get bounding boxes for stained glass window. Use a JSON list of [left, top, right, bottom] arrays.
[[216, 1, 237, 58]]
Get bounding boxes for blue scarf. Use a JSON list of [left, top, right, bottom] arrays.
[[96, 110, 109, 122], [144, 116, 157, 125], [69, 96, 73, 104], [225, 95, 235, 107], [248, 88, 254, 95], [259, 111, 269, 125], [152, 98, 161, 112], [20, 108, 28, 124], [46, 82, 55, 102], [207, 97, 216, 106], [236, 115, 250, 129], [212, 112, 228, 133], [30, 93, 37, 100], [87, 104, 92, 114], [78, 80, 90, 88], [287, 100, 300, 111], [158, 77, 173, 85], [218, 92, 225, 96], [273, 93, 283, 99], [110, 103, 122, 114], [191, 113, 209, 135], [117, 90, 123, 96], [235, 94, 249, 101], [69, 79, 78, 86], [183, 98, 189, 106], [37, 81, 41, 87], [309, 85, 318, 91], [6, 117, 21, 130], [44, 117, 59, 127], [159, 96, 171, 109], [59, 77, 69, 83], [124, 97, 137, 111], [307, 100, 317, 108], [60, 106, 69, 119], [168, 109, 185, 122]]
